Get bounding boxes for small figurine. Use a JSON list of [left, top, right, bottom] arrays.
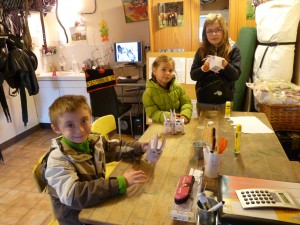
[[99, 20, 109, 42], [164, 109, 185, 135], [144, 135, 166, 164]]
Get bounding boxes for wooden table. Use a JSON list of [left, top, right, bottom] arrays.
[[79, 111, 299, 225]]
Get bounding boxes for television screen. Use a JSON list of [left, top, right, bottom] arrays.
[[114, 41, 143, 64]]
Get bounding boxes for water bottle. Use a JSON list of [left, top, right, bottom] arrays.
[[71, 55, 80, 76], [59, 54, 67, 71]]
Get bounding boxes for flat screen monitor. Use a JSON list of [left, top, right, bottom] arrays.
[[114, 41, 143, 65]]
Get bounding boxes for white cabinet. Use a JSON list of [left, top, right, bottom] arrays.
[[34, 75, 90, 123]]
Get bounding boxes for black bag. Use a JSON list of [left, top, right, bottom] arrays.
[[196, 76, 230, 104], [85, 69, 117, 93]]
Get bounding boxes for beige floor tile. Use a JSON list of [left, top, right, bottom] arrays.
[[14, 192, 44, 208], [14, 178, 37, 192], [0, 176, 22, 189], [16, 209, 51, 225], [0, 188, 9, 198], [0, 203, 10, 214], [0, 206, 30, 224]]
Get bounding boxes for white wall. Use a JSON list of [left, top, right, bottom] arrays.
[[32, 0, 150, 74], [0, 0, 150, 146], [0, 83, 39, 144]]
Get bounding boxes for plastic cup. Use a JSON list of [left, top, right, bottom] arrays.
[[197, 197, 218, 225], [203, 150, 222, 178]]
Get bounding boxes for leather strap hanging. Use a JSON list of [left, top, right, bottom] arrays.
[[37, 0, 48, 52], [0, 83, 12, 123], [19, 86, 28, 126]]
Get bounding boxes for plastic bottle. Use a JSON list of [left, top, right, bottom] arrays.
[[71, 55, 80, 76], [59, 54, 67, 71], [224, 101, 231, 118], [234, 124, 242, 154]]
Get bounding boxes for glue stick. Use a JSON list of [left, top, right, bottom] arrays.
[[224, 101, 231, 118], [234, 124, 241, 154]]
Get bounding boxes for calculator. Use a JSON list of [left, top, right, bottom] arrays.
[[236, 189, 300, 210]]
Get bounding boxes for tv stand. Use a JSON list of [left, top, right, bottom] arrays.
[[125, 62, 138, 66]]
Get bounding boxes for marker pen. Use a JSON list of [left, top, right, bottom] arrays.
[[208, 200, 225, 212]]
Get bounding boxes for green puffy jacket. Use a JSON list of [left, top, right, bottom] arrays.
[[142, 78, 193, 123]]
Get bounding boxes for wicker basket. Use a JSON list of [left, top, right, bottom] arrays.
[[258, 104, 300, 131]]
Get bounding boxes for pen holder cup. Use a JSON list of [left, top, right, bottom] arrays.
[[197, 197, 218, 225], [193, 141, 208, 159], [203, 151, 222, 178]]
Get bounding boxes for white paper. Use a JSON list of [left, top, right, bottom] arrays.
[[185, 58, 196, 84], [173, 57, 186, 83], [148, 57, 156, 79], [229, 116, 274, 134], [209, 55, 224, 73]]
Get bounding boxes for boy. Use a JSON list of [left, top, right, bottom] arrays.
[[45, 95, 148, 224]]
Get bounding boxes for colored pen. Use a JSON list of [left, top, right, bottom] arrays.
[[208, 200, 225, 212], [211, 127, 216, 152]]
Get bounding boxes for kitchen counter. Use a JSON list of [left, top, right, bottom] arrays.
[[34, 72, 90, 124], [37, 72, 86, 81]]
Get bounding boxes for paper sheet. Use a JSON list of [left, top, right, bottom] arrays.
[[185, 58, 196, 84], [229, 116, 274, 134]]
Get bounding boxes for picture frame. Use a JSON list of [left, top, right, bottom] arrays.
[[158, 1, 184, 29], [122, 0, 148, 23]]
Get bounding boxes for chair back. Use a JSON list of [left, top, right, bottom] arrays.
[[91, 114, 117, 139], [32, 153, 47, 193], [233, 27, 257, 111], [33, 154, 59, 224], [89, 86, 119, 119]]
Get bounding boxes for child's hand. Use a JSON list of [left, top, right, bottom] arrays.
[[202, 59, 210, 72], [123, 169, 148, 187], [176, 114, 189, 124], [222, 59, 228, 68]]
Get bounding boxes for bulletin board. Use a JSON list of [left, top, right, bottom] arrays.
[[146, 51, 197, 100]]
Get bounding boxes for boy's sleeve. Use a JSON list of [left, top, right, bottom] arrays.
[[117, 176, 127, 194], [102, 138, 145, 162], [45, 149, 121, 209]]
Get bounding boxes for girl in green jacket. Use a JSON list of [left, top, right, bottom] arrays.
[[142, 55, 193, 124]]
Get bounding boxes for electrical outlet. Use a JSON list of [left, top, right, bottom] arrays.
[[144, 44, 150, 51]]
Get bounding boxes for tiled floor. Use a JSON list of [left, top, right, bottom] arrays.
[[0, 129, 57, 225], [0, 128, 135, 225]]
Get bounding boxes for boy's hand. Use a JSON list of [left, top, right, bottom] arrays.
[[124, 169, 147, 187]]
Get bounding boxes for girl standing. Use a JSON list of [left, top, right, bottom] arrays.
[[190, 13, 241, 115]]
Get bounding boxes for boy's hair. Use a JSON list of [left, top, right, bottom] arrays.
[[200, 13, 232, 61], [151, 55, 175, 78], [49, 95, 92, 127]]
